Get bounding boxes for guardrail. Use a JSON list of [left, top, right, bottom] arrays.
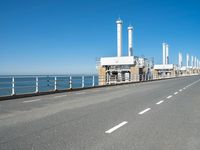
[[0, 75, 98, 97], [0, 74, 198, 98], [98, 74, 177, 85]]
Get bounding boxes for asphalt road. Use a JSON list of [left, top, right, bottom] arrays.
[[0, 75, 200, 150]]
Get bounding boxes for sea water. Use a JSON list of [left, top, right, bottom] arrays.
[[0, 75, 98, 97]]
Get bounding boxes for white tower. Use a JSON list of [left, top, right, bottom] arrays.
[[186, 53, 189, 68], [165, 44, 169, 64], [116, 19, 123, 57], [128, 26, 133, 56], [162, 43, 166, 65], [179, 52, 182, 68], [191, 56, 194, 68], [194, 57, 197, 68], [198, 59, 200, 69]]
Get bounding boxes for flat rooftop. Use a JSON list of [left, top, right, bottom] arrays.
[[100, 56, 135, 66], [154, 64, 174, 70]]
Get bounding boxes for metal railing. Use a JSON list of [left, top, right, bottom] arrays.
[[0, 73, 198, 97], [0, 75, 98, 97]]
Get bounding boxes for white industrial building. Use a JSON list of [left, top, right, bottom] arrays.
[[178, 53, 200, 75], [154, 43, 178, 77], [97, 18, 153, 85], [154, 44, 200, 76]]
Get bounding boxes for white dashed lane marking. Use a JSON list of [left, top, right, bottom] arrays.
[[174, 92, 178, 95], [156, 100, 164, 105], [138, 108, 151, 115], [167, 95, 172, 99], [105, 121, 128, 134]]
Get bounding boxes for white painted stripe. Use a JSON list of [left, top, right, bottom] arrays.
[[156, 100, 164, 105], [186, 79, 200, 88], [105, 121, 128, 134], [23, 99, 41, 103], [75, 92, 86, 95], [179, 89, 182, 92], [93, 89, 100, 92], [167, 95, 172, 99], [183, 87, 186, 90], [54, 95, 67, 98], [138, 108, 151, 115], [174, 92, 178, 95]]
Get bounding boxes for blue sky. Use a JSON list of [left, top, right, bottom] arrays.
[[0, 0, 200, 75]]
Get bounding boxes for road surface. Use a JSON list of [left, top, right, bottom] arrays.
[[0, 75, 200, 150]]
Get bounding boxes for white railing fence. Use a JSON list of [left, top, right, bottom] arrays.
[[0, 73, 198, 97], [0, 75, 98, 97]]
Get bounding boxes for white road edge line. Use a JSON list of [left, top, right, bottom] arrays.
[[23, 99, 41, 103], [105, 121, 128, 134], [54, 95, 67, 98], [167, 95, 172, 99], [75, 92, 86, 95], [174, 92, 178, 95], [156, 100, 164, 105], [138, 108, 151, 115], [93, 89, 100, 92]]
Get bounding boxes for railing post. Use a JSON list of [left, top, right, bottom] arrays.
[[82, 76, 84, 88], [54, 76, 57, 91], [69, 76, 72, 89], [92, 76, 95, 87], [35, 77, 39, 93], [11, 77, 15, 96]]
